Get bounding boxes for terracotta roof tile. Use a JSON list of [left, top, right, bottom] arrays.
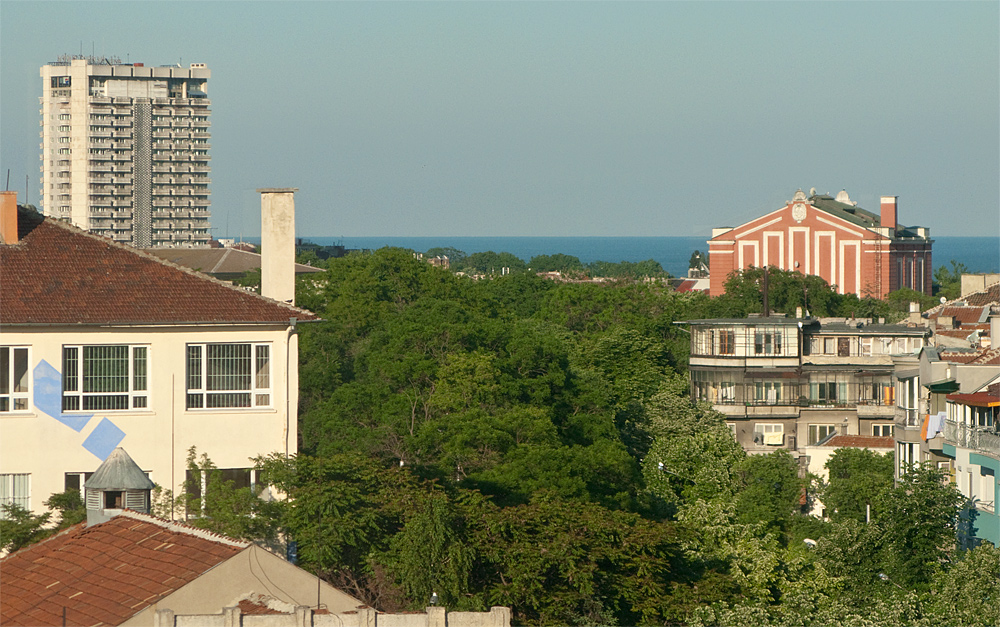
[[1, 208, 318, 326], [0, 512, 247, 626], [936, 306, 987, 325]]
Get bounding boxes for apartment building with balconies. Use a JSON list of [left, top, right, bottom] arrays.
[[896, 311, 1000, 547], [685, 314, 928, 459], [39, 55, 211, 248]]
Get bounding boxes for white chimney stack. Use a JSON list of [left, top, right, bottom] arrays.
[[258, 188, 298, 305]]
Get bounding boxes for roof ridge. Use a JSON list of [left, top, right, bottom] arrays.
[[116, 510, 251, 548], [27, 216, 318, 321]]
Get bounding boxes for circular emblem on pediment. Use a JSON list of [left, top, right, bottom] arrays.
[[792, 202, 807, 222]]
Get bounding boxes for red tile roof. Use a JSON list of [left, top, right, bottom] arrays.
[[936, 306, 986, 325], [819, 435, 895, 449], [940, 348, 1000, 365], [0, 208, 318, 326], [946, 392, 1000, 407], [0, 511, 248, 627]]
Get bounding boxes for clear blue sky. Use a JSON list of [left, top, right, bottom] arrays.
[[2, 1, 997, 238]]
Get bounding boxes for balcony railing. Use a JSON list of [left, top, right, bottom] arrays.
[[944, 420, 1000, 457]]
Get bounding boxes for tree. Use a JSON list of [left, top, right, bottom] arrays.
[[934, 259, 968, 300], [0, 504, 52, 553], [44, 489, 86, 529], [734, 451, 804, 531], [928, 542, 1000, 626], [821, 447, 894, 522], [460, 251, 527, 274], [877, 462, 965, 589], [527, 253, 584, 273]]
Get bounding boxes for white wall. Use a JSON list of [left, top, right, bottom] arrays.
[[0, 323, 297, 515]]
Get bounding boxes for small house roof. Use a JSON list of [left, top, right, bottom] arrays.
[[84, 448, 156, 491]]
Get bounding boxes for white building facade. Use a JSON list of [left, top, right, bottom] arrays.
[[39, 55, 212, 248], [0, 199, 315, 517]]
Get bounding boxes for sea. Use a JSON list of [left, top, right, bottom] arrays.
[[272, 236, 999, 279]]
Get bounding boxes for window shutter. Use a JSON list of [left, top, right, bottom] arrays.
[[125, 490, 147, 511], [86, 489, 100, 510]]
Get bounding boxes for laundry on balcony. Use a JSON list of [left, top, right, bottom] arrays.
[[922, 411, 945, 441], [764, 432, 784, 446]]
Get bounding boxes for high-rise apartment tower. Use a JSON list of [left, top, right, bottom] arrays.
[[40, 55, 212, 247]]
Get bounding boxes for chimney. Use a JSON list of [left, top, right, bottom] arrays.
[[991, 315, 1000, 351], [1, 191, 18, 245], [258, 188, 298, 305], [880, 196, 897, 231]]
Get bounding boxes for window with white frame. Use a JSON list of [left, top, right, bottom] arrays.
[[872, 424, 893, 437], [0, 473, 30, 517], [1, 347, 30, 412], [62, 345, 148, 411], [753, 329, 783, 355], [808, 424, 837, 445], [186, 343, 271, 409]]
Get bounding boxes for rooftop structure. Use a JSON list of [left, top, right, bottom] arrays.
[[40, 55, 212, 247]]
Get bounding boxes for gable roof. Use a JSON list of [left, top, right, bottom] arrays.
[[143, 247, 324, 279], [0, 208, 318, 326], [0, 511, 248, 627]]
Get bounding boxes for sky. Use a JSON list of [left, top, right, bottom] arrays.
[[1, 1, 997, 238]]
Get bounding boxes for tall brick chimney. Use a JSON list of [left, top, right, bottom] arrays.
[[1, 191, 18, 245], [880, 196, 897, 231], [258, 188, 297, 305]]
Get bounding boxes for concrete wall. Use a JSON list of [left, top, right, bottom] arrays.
[[961, 274, 1000, 298], [0, 324, 297, 515], [154, 605, 512, 627]]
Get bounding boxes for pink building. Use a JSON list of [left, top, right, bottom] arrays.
[[709, 189, 933, 299]]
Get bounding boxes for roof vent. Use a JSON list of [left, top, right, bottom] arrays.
[[84, 448, 155, 526]]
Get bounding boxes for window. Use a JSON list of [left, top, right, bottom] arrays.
[[808, 424, 837, 445], [62, 345, 148, 411], [0, 474, 30, 517], [186, 343, 271, 409], [59, 113, 71, 120], [810, 373, 850, 405], [50, 76, 71, 88], [753, 423, 784, 446], [754, 331, 782, 355], [719, 330, 735, 355], [65, 472, 94, 499], [754, 381, 781, 404], [1, 347, 30, 412], [871, 424, 893, 437], [837, 337, 851, 357]]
